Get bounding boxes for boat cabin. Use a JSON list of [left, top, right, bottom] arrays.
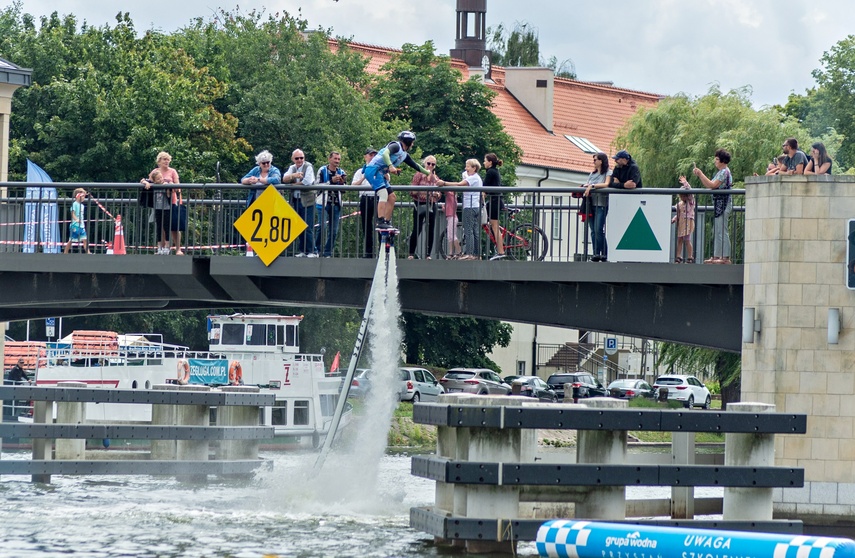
[[208, 314, 301, 354]]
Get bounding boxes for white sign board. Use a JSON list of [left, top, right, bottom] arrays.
[[606, 194, 672, 263]]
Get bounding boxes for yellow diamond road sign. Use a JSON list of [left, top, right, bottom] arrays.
[[234, 186, 307, 266]]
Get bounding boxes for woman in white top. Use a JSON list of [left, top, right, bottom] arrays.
[[437, 159, 483, 260]]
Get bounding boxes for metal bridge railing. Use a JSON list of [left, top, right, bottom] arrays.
[[0, 183, 745, 263]]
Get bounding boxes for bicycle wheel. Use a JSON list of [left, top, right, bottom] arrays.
[[507, 223, 549, 261], [437, 230, 448, 259]]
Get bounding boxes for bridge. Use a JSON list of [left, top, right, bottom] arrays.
[[0, 183, 745, 351]]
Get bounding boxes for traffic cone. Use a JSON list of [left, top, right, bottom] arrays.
[[112, 215, 126, 255], [246, 243, 255, 257]]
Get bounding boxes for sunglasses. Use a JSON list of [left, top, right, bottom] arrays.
[[260, 161, 271, 165], [426, 162, 436, 167], [294, 156, 304, 160]]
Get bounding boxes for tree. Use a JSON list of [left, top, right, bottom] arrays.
[[402, 313, 512, 372], [488, 21, 576, 79], [657, 343, 741, 409], [0, 8, 249, 182], [615, 85, 811, 186], [370, 42, 522, 184]]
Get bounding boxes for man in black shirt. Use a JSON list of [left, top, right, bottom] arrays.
[[6, 358, 31, 385], [610, 150, 642, 190]]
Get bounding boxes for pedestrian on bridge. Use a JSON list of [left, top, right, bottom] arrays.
[[693, 149, 733, 264], [63, 188, 90, 254]]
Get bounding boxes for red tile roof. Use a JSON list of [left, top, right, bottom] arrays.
[[333, 40, 663, 174]]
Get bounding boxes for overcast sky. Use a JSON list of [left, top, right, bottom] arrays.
[[11, 0, 854, 107]]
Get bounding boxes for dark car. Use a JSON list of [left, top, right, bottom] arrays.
[[546, 372, 606, 402], [509, 376, 557, 402], [607, 378, 655, 400]]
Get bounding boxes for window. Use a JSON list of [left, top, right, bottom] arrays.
[[222, 323, 244, 345], [564, 135, 601, 154], [414, 369, 425, 382], [246, 325, 267, 346], [267, 325, 277, 346], [516, 361, 526, 375], [272, 402, 288, 426], [425, 371, 437, 383], [209, 324, 221, 345], [276, 325, 285, 346], [294, 400, 310, 425], [286, 325, 297, 347]]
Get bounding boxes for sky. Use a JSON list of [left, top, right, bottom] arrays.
[[9, 0, 855, 107]]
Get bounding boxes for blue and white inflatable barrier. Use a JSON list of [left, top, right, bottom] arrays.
[[536, 520, 855, 558]]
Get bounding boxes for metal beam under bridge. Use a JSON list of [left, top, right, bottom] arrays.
[[0, 254, 744, 352]]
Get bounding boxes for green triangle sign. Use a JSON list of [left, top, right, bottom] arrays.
[[616, 208, 661, 251]]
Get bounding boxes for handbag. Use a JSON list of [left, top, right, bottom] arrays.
[[170, 204, 188, 232], [480, 203, 488, 225]]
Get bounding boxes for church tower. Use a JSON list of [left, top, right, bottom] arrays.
[[449, 0, 490, 75]]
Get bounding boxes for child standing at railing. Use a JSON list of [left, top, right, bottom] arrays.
[[63, 188, 90, 254], [674, 179, 696, 263]]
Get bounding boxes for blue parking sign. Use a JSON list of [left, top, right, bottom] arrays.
[[605, 337, 617, 355]]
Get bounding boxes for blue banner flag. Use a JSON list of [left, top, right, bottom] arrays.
[[24, 160, 60, 253]]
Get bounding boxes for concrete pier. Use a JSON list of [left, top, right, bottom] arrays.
[[216, 385, 261, 462], [54, 381, 86, 460], [151, 383, 179, 460], [575, 397, 627, 520], [724, 402, 776, 520]]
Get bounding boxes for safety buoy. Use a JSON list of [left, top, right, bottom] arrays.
[[177, 359, 190, 385], [228, 360, 243, 386]]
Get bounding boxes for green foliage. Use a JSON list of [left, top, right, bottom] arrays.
[[401, 313, 512, 372], [810, 36, 855, 169], [1, 9, 248, 182], [369, 42, 522, 185], [615, 85, 811, 186], [656, 342, 741, 407]]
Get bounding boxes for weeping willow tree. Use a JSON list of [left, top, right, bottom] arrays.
[[657, 344, 741, 408]]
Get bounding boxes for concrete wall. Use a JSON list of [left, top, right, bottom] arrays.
[[742, 174, 855, 523]]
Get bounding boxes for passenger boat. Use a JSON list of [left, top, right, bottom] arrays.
[[2, 314, 348, 447]]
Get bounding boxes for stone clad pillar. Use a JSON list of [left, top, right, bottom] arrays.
[[54, 381, 86, 460], [742, 175, 855, 524]]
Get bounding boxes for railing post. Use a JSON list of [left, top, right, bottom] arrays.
[[216, 385, 261, 463], [175, 385, 211, 482], [54, 381, 86, 460], [151, 384, 178, 460], [576, 397, 627, 520], [724, 402, 776, 520]]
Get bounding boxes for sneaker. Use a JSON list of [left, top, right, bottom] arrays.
[[295, 253, 306, 258], [307, 253, 319, 258], [376, 219, 391, 230], [490, 254, 507, 261]]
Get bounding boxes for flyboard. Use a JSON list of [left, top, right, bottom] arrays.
[[314, 226, 398, 470]]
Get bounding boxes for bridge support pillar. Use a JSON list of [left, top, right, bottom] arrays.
[[724, 402, 775, 521], [576, 397, 627, 520], [151, 384, 178, 460], [54, 381, 86, 460], [175, 385, 210, 482], [216, 385, 261, 464]]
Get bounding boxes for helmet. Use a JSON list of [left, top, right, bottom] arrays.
[[397, 130, 416, 146]]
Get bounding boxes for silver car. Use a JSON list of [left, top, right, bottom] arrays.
[[399, 367, 444, 402], [439, 368, 511, 395]]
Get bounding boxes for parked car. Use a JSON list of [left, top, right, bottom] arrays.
[[508, 376, 557, 402], [545, 372, 606, 402], [653, 375, 711, 409], [398, 367, 444, 402], [607, 378, 655, 400], [349, 368, 373, 398], [440, 368, 510, 395]]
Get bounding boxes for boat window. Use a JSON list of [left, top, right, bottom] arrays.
[[286, 325, 297, 348], [209, 324, 221, 345], [319, 394, 337, 416], [267, 325, 277, 346], [246, 325, 267, 346], [272, 402, 288, 426], [276, 325, 285, 346], [294, 400, 309, 425], [222, 324, 245, 345]]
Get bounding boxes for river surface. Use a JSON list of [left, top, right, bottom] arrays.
[[0, 449, 544, 558]]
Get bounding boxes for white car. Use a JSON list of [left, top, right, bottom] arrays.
[[653, 375, 711, 409], [398, 367, 444, 403]]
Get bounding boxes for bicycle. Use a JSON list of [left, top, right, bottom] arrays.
[[437, 208, 549, 261]]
